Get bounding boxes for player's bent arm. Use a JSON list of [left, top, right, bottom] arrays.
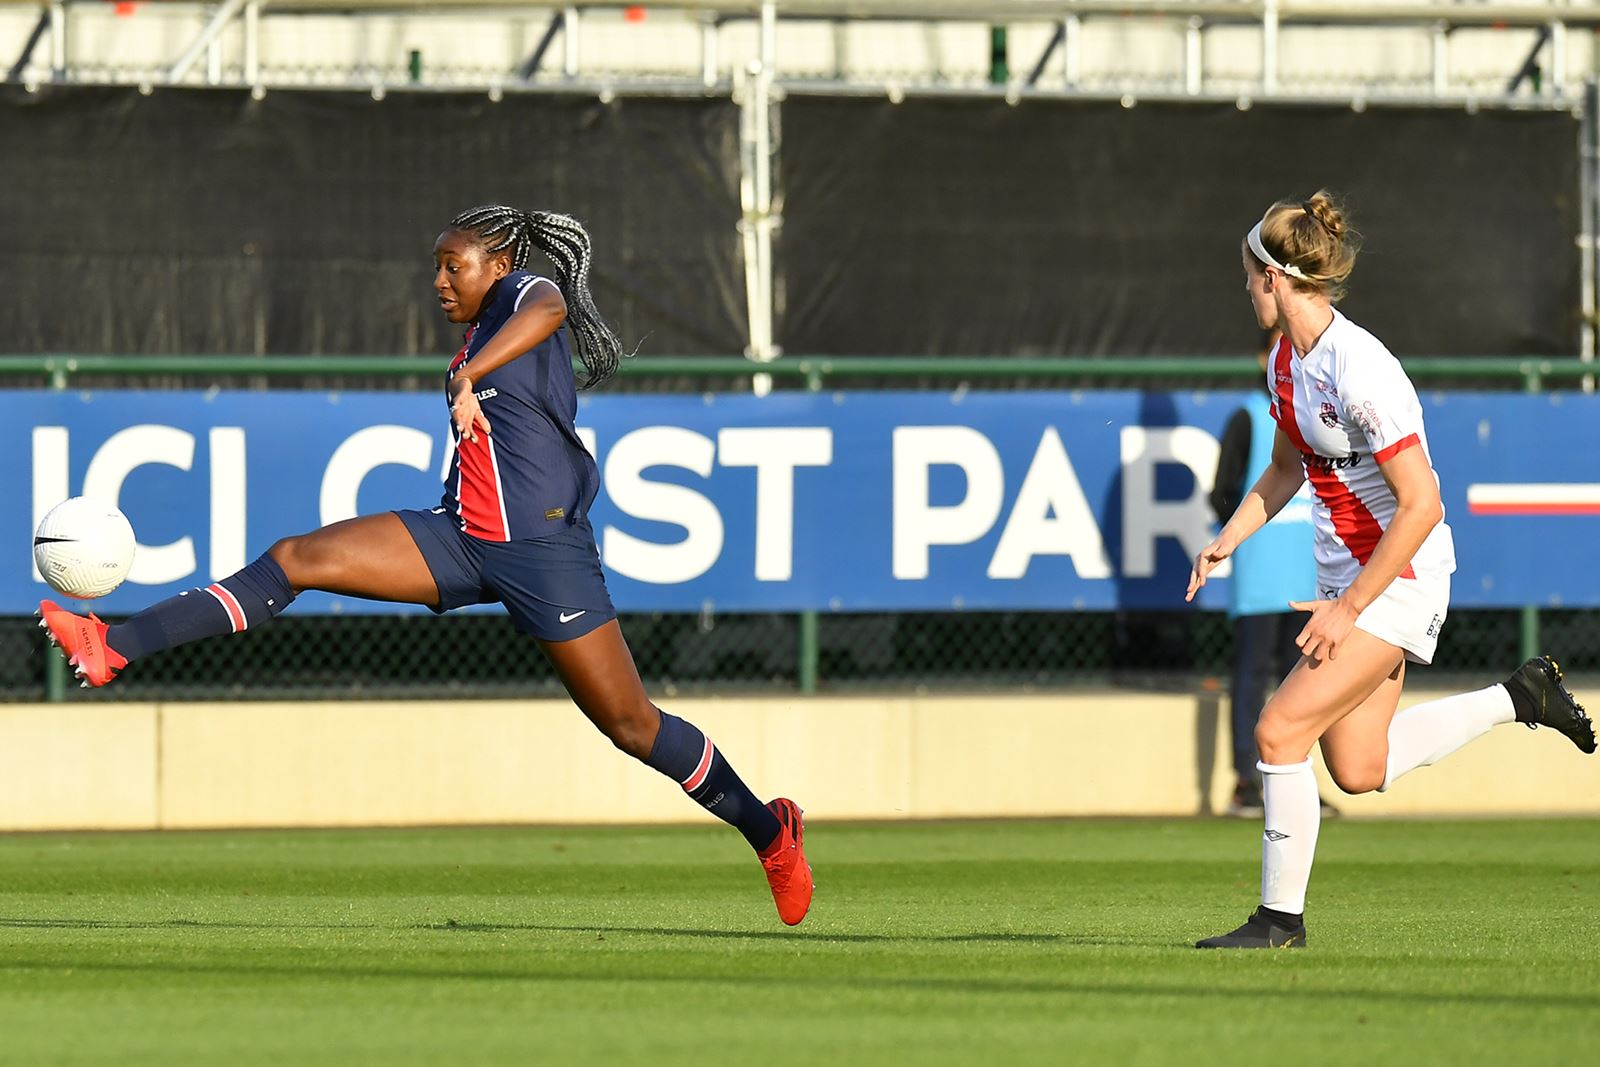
[[448, 281, 567, 400], [1340, 443, 1444, 614], [1217, 430, 1305, 551]]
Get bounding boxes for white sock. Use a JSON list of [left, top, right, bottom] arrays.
[[1380, 684, 1515, 791], [1259, 758, 1320, 916]]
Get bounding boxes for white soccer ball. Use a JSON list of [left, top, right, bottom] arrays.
[[33, 497, 136, 600]]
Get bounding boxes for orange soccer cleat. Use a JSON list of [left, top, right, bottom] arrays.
[[759, 797, 813, 926], [38, 599, 126, 688]]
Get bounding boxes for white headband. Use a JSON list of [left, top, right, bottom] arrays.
[[1246, 219, 1307, 280]]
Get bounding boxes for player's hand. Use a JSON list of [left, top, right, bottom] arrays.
[[449, 380, 492, 443], [1186, 537, 1235, 602], [1289, 597, 1358, 663]]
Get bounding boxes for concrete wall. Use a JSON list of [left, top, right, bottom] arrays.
[[2, 687, 1595, 831]]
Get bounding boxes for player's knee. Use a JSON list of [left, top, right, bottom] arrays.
[[266, 535, 316, 593], [600, 701, 660, 762], [1254, 719, 1303, 766], [1328, 761, 1385, 796]]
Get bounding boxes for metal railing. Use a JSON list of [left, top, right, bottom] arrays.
[[2, 352, 1595, 392]]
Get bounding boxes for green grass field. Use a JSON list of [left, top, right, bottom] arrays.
[[0, 818, 1595, 1065]]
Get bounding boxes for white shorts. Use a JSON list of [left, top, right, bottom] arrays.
[[1320, 572, 1451, 665]]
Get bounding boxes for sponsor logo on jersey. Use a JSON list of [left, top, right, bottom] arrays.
[[1426, 614, 1442, 638], [1305, 451, 1360, 474], [474, 387, 498, 401], [1350, 400, 1384, 437], [1319, 402, 1339, 428]]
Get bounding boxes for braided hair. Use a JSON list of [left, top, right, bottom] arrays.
[[448, 205, 623, 388]]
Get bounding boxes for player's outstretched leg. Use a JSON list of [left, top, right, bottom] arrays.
[[38, 513, 440, 688], [540, 621, 813, 926], [40, 552, 294, 688], [1503, 656, 1596, 754]]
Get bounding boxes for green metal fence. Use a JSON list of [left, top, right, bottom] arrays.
[[3, 353, 1595, 702]]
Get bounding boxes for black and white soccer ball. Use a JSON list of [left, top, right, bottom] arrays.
[[33, 497, 136, 600]]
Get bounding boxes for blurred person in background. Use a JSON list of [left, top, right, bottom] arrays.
[[1187, 191, 1593, 949], [40, 206, 813, 927], [1209, 330, 1337, 820]]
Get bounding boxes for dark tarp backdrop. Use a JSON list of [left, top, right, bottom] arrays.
[[0, 86, 747, 357], [775, 96, 1581, 357]]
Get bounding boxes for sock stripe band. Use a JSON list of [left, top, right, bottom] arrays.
[[205, 584, 247, 633], [682, 737, 715, 793]]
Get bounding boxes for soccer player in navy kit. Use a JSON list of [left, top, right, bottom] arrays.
[[40, 206, 814, 926]]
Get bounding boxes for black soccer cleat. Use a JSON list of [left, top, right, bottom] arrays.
[[1504, 656, 1596, 755], [1195, 907, 1307, 949]]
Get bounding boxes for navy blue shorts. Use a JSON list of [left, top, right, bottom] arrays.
[[395, 507, 617, 641]]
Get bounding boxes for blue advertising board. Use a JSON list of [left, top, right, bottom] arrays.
[[3, 389, 1596, 614]]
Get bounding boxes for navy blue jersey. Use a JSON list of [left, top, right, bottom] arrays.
[[440, 271, 601, 541]]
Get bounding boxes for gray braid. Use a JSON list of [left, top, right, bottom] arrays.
[[449, 204, 623, 388]]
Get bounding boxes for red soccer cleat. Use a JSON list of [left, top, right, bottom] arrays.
[[38, 599, 126, 688], [759, 797, 813, 926]]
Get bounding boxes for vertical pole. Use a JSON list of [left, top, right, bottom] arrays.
[[562, 5, 579, 79], [797, 611, 818, 694], [207, 36, 222, 85], [700, 15, 717, 88], [1261, 0, 1279, 94], [244, 0, 260, 85], [1580, 79, 1597, 392], [408, 48, 422, 84], [1184, 17, 1203, 96], [989, 25, 1008, 85], [1062, 15, 1080, 89], [738, 1, 778, 366], [1431, 22, 1449, 96], [46, 649, 66, 702], [1549, 20, 1567, 98], [48, 0, 65, 80], [760, 0, 776, 78], [1520, 605, 1542, 663]]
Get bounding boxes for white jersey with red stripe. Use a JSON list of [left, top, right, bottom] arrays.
[[1267, 309, 1456, 591]]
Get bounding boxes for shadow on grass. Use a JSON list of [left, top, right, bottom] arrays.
[[0, 944, 1596, 1014], [0, 915, 1127, 946], [0, 917, 380, 931], [418, 920, 1112, 946]]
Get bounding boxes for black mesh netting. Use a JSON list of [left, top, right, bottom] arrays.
[[3, 609, 1596, 702]]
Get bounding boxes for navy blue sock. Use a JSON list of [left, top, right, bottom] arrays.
[[105, 553, 297, 662], [646, 711, 782, 852]]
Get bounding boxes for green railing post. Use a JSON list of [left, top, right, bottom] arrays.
[[797, 611, 818, 694], [1520, 605, 1542, 662], [45, 649, 66, 702], [989, 26, 1008, 85], [1522, 360, 1544, 393]]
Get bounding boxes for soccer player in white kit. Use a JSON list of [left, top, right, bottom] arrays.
[[1186, 191, 1595, 949]]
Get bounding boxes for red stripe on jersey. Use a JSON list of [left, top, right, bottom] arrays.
[[1274, 340, 1415, 579], [448, 325, 476, 375], [1302, 465, 1413, 577], [456, 432, 509, 541], [1373, 432, 1420, 465], [1269, 339, 1309, 452]]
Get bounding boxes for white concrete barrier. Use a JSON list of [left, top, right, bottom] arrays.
[[0, 687, 1595, 831]]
